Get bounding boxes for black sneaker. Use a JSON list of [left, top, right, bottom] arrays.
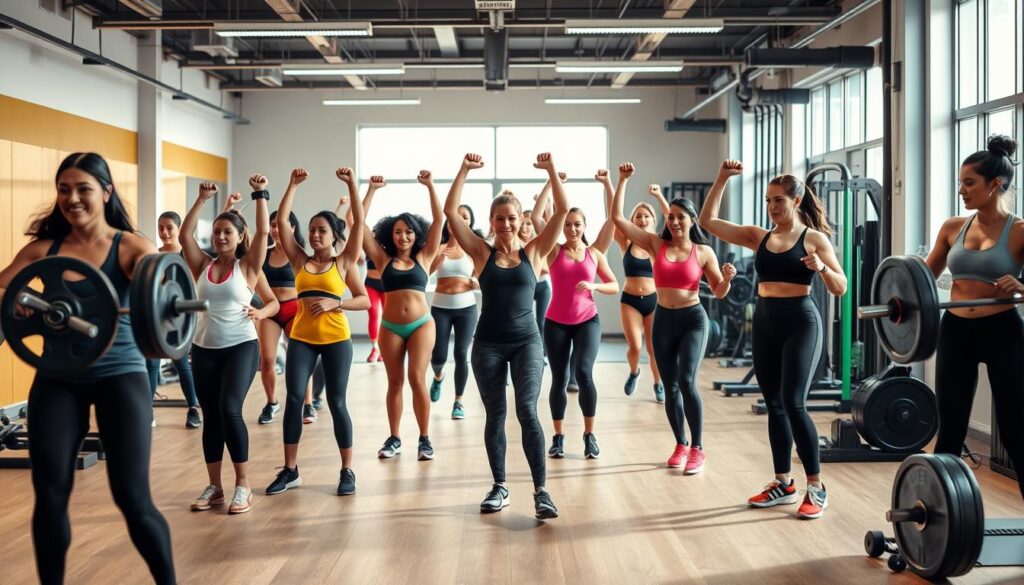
[[312, 398, 324, 411], [548, 434, 565, 459], [624, 370, 640, 396], [337, 468, 356, 496], [533, 489, 559, 519], [302, 404, 318, 424], [378, 435, 402, 459], [265, 466, 301, 495], [417, 436, 435, 461], [185, 407, 202, 429], [567, 381, 579, 393], [480, 483, 510, 513], [258, 402, 280, 425], [584, 432, 600, 459]]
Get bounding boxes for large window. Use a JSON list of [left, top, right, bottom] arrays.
[[358, 125, 609, 240], [955, 0, 1023, 213]]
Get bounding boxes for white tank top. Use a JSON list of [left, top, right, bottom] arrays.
[[435, 253, 475, 280], [194, 260, 258, 349]]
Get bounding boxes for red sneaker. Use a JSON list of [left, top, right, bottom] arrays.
[[747, 479, 799, 508], [367, 348, 379, 362], [683, 447, 705, 475], [797, 484, 828, 519], [667, 444, 689, 468]]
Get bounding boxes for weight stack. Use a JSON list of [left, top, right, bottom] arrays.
[[991, 404, 1018, 481]]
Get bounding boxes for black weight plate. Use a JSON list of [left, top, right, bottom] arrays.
[[933, 454, 984, 578], [0, 257, 119, 376], [726, 276, 754, 311], [130, 253, 199, 361], [852, 375, 938, 452], [871, 256, 940, 364], [705, 319, 722, 357], [865, 530, 886, 557], [890, 454, 956, 579]]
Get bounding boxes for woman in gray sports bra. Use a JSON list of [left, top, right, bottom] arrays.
[[924, 134, 1024, 501]]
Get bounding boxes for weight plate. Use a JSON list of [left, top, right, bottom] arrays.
[[852, 375, 937, 452], [870, 256, 940, 364], [726, 276, 754, 311], [130, 253, 200, 361], [705, 319, 723, 357], [0, 257, 119, 376], [934, 454, 984, 578], [890, 454, 982, 581]]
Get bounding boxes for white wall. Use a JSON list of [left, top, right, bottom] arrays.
[[233, 88, 728, 335]]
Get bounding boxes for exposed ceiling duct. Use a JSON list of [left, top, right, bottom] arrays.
[[664, 118, 727, 133], [745, 46, 877, 69], [483, 28, 509, 91], [118, 0, 161, 19]]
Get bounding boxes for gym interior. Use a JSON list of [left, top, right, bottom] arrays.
[[0, 0, 1022, 583]]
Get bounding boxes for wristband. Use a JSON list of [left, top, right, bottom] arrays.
[[819, 264, 828, 274], [251, 190, 270, 201]]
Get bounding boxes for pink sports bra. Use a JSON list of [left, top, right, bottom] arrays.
[[653, 243, 702, 291], [546, 246, 599, 325]]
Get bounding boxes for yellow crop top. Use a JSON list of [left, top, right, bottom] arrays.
[[289, 260, 351, 344]]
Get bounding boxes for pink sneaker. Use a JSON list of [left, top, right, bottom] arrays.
[[684, 447, 705, 475], [667, 444, 689, 468]]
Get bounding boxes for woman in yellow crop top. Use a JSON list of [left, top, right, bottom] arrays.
[[264, 167, 370, 497]]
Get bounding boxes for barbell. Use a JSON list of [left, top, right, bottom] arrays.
[[858, 255, 1024, 364], [866, 453, 1024, 580], [0, 253, 207, 377]]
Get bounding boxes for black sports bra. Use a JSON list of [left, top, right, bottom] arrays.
[[381, 258, 428, 292], [622, 243, 654, 278], [754, 228, 815, 286], [263, 254, 295, 288]]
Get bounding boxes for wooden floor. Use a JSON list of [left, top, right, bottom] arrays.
[[1, 359, 1022, 585]]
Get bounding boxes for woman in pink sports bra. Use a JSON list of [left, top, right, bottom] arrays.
[[611, 162, 735, 476], [542, 204, 618, 460]]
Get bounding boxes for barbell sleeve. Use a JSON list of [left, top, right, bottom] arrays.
[[18, 292, 99, 337], [174, 299, 209, 313], [858, 304, 893, 319], [66, 316, 99, 338], [886, 505, 926, 524], [16, 292, 51, 313], [939, 296, 1024, 310]]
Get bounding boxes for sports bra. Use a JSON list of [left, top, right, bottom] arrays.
[[947, 214, 1024, 283], [754, 228, 815, 286], [263, 253, 295, 288], [381, 258, 428, 292], [652, 243, 702, 291], [436, 253, 475, 280], [623, 243, 654, 278], [290, 261, 351, 344]]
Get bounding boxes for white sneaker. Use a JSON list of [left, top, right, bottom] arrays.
[[229, 486, 253, 515]]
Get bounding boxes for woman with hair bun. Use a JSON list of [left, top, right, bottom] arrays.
[[180, 176, 277, 516], [701, 160, 847, 520], [925, 134, 1024, 500], [361, 171, 444, 462]]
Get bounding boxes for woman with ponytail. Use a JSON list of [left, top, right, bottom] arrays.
[[925, 135, 1024, 500], [700, 160, 846, 519], [612, 163, 735, 477], [0, 152, 176, 583], [181, 176, 278, 515]]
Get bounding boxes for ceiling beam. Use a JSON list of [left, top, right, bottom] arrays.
[[433, 25, 460, 57], [610, 0, 695, 89], [220, 77, 709, 91], [263, 0, 367, 89]]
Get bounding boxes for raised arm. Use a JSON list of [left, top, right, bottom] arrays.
[[610, 163, 661, 255], [444, 154, 491, 267], [359, 175, 389, 269], [240, 174, 270, 285], [418, 170, 444, 265], [529, 154, 570, 261], [699, 160, 767, 250], [276, 168, 310, 268], [700, 246, 735, 300], [531, 172, 565, 234], [336, 167, 364, 271], [179, 181, 217, 279], [595, 170, 627, 251], [592, 170, 616, 254], [335, 191, 352, 240], [221, 191, 242, 214], [648, 184, 672, 217]]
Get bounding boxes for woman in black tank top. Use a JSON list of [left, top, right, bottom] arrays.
[[0, 153, 176, 584], [444, 152, 568, 520], [700, 160, 846, 520]]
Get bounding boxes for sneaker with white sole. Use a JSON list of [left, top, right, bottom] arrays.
[[378, 435, 402, 459], [228, 486, 253, 514], [451, 401, 465, 420], [265, 466, 301, 495], [258, 402, 280, 425], [417, 436, 435, 461], [190, 485, 225, 511], [480, 484, 510, 513], [747, 479, 799, 508], [797, 484, 828, 519]]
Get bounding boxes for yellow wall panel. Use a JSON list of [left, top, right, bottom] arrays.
[[162, 171, 188, 219], [0, 94, 136, 163], [162, 141, 227, 182], [10, 142, 46, 404], [0, 140, 13, 408]]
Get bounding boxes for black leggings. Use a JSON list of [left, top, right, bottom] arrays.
[[534, 280, 551, 342], [284, 339, 354, 448], [146, 356, 199, 407], [751, 297, 822, 476], [28, 372, 175, 585], [471, 336, 547, 487], [652, 304, 708, 447], [192, 341, 259, 464], [544, 316, 600, 420], [431, 305, 478, 398], [935, 310, 1024, 500]]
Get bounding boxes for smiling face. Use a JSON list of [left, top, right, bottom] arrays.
[[56, 168, 110, 228], [664, 204, 693, 240], [211, 218, 241, 256], [631, 205, 655, 233], [157, 217, 179, 245], [492, 203, 522, 243], [308, 216, 335, 253], [563, 210, 587, 244], [958, 163, 1002, 211], [392, 218, 416, 254], [765, 184, 800, 226]]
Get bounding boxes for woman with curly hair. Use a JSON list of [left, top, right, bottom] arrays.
[[362, 171, 444, 461]]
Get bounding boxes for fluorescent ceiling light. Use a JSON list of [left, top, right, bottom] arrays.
[[404, 63, 484, 70], [509, 63, 556, 69], [214, 21, 372, 38], [546, 98, 642, 105], [322, 98, 421, 106], [555, 60, 684, 74], [564, 18, 723, 35], [284, 65, 405, 76]]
